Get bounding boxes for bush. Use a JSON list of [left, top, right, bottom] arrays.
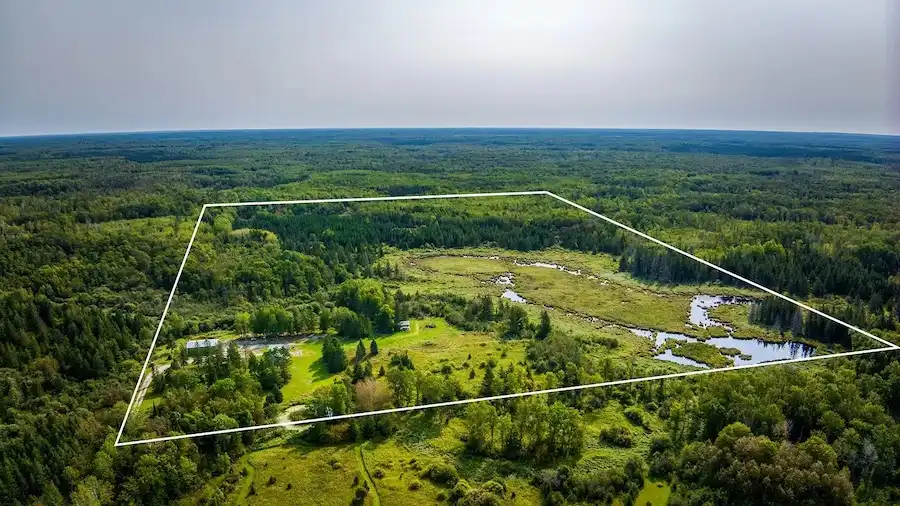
[[450, 480, 472, 501], [623, 407, 645, 427], [599, 425, 634, 447], [436, 491, 447, 501], [482, 480, 505, 496], [373, 468, 385, 479], [459, 488, 502, 506], [352, 486, 368, 506], [422, 462, 459, 485], [408, 480, 421, 491], [649, 434, 672, 454]]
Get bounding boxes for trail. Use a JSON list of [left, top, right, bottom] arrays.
[[276, 405, 309, 432], [133, 362, 169, 410], [356, 444, 380, 506]]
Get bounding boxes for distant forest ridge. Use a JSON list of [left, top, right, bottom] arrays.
[[1, 128, 898, 165]]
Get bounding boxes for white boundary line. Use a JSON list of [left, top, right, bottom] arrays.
[[115, 190, 898, 446]]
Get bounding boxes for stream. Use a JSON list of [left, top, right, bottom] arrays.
[[490, 261, 816, 369], [630, 295, 815, 367]]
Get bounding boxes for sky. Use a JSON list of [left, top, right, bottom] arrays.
[[1, 0, 897, 136]]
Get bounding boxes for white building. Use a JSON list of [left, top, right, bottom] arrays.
[[185, 338, 219, 356]]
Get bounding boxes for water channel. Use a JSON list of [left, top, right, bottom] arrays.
[[491, 262, 816, 369]]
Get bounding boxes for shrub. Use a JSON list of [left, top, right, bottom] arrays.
[[459, 488, 502, 506], [599, 425, 633, 447], [373, 468, 385, 479], [482, 480, 505, 496], [422, 462, 459, 485], [408, 480, 421, 491], [649, 434, 672, 454], [623, 407, 645, 427], [450, 480, 472, 501], [436, 491, 447, 501]]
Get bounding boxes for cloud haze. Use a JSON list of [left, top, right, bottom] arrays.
[[0, 0, 896, 136]]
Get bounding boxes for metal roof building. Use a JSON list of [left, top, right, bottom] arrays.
[[186, 338, 219, 350]]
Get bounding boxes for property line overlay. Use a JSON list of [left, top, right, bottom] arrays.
[[115, 190, 899, 446]]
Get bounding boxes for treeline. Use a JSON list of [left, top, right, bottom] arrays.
[[620, 240, 900, 331], [234, 205, 627, 269], [224, 202, 900, 335], [463, 398, 584, 461], [0, 289, 219, 505], [144, 343, 291, 467], [650, 354, 900, 505], [0, 289, 150, 379]]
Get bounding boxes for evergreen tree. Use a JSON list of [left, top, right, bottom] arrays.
[[370, 339, 379, 356], [355, 339, 366, 363], [480, 365, 495, 397], [321, 336, 347, 373], [537, 310, 552, 340]]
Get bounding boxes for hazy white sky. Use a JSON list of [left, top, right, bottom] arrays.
[[1, 0, 897, 136]]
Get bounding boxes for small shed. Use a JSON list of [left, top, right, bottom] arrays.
[[398, 320, 411, 331], [185, 338, 219, 357]]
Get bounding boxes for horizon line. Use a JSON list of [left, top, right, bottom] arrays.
[[3, 125, 899, 140]]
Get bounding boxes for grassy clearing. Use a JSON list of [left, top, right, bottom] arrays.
[[231, 444, 372, 506], [385, 246, 764, 298], [280, 318, 530, 406], [579, 401, 664, 472], [216, 402, 666, 506], [633, 480, 672, 506], [664, 341, 732, 368], [389, 249, 763, 339]]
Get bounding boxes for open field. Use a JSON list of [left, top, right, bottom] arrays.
[[146, 245, 835, 416], [280, 318, 530, 407]]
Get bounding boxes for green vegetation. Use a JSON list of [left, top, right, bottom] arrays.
[[663, 341, 733, 368], [1, 129, 899, 506]]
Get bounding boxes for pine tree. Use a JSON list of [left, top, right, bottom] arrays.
[[370, 339, 379, 356], [480, 365, 495, 397], [355, 339, 366, 363], [537, 310, 551, 340]]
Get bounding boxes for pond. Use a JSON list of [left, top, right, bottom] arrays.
[[630, 295, 815, 368], [482, 260, 817, 368], [513, 260, 582, 276], [501, 289, 527, 303]]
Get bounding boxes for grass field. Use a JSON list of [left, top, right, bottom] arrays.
[[387, 248, 765, 339], [280, 317, 530, 408], [633, 480, 672, 506], [217, 405, 664, 506]]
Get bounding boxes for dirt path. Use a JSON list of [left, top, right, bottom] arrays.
[[356, 445, 380, 506], [276, 405, 309, 432], [133, 362, 170, 410]]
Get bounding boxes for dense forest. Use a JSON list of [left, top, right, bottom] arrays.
[[1, 129, 899, 505]]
